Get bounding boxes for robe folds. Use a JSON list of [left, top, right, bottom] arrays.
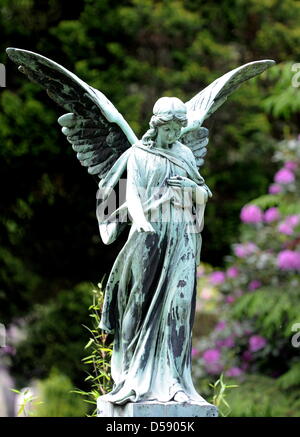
[[97, 141, 209, 404]]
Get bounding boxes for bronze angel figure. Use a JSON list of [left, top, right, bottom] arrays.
[[6, 48, 274, 406]]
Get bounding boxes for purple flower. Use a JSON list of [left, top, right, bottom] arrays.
[[249, 335, 267, 352], [222, 336, 235, 348], [192, 348, 199, 357], [203, 349, 221, 364], [0, 345, 16, 355], [209, 271, 226, 285], [206, 363, 224, 375], [216, 337, 234, 349], [284, 161, 298, 171], [226, 295, 235, 304], [227, 266, 239, 278], [274, 168, 295, 184], [264, 207, 280, 223], [215, 321, 227, 331], [234, 245, 248, 257], [240, 205, 263, 224], [226, 367, 243, 377], [234, 242, 258, 258], [278, 223, 293, 235], [277, 250, 300, 271], [285, 215, 300, 227], [268, 184, 282, 194], [248, 280, 262, 291], [242, 350, 253, 362]]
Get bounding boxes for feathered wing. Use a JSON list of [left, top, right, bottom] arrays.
[[6, 48, 138, 180], [181, 59, 276, 167]]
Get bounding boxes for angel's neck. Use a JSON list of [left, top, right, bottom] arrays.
[[155, 140, 173, 149]]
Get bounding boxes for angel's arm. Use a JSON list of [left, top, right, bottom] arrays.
[[126, 150, 155, 233]]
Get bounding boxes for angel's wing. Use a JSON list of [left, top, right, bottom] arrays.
[[181, 59, 275, 167], [6, 48, 138, 180]]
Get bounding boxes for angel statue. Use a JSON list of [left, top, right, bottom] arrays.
[[6, 48, 275, 409]]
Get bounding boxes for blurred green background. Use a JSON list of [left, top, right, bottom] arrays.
[[0, 0, 300, 417]]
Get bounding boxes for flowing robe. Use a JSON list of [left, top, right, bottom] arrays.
[[97, 141, 208, 404]]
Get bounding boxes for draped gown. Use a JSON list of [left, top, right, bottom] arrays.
[[98, 140, 208, 405]]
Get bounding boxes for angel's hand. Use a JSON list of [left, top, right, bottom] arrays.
[[203, 184, 213, 198], [136, 221, 156, 234], [166, 175, 197, 189]]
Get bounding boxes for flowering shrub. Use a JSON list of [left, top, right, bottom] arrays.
[[194, 137, 300, 386]]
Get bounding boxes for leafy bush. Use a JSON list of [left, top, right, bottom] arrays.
[[11, 282, 93, 388], [33, 368, 88, 417], [75, 282, 113, 416]]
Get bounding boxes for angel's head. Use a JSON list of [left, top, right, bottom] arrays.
[[142, 97, 188, 148]]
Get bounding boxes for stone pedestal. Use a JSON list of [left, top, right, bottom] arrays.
[[97, 398, 218, 417]]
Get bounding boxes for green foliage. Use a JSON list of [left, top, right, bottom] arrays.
[[75, 282, 113, 416], [231, 287, 300, 337], [10, 388, 42, 417], [11, 283, 92, 387], [33, 368, 88, 417], [263, 62, 300, 119], [277, 362, 300, 390], [209, 373, 238, 417], [225, 374, 300, 417]]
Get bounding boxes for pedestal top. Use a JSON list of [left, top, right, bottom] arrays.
[[97, 398, 218, 417]]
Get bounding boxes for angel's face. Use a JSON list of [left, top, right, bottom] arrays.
[[156, 121, 182, 148]]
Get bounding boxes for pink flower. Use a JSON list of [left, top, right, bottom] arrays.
[[234, 245, 248, 257], [206, 363, 224, 375], [277, 250, 300, 271], [209, 271, 226, 285], [285, 215, 300, 227], [203, 349, 221, 364], [249, 335, 267, 352], [278, 223, 293, 235], [226, 367, 243, 377], [242, 350, 253, 362], [1, 345, 16, 355], [224, 336, 235, 347], [264, 207, 280, 223], [268, 183, 282, 194], [217, 336, 235, 348], [284, 161, 298, 171], [240, 205, 263, 224], [226, 295, 235, 304], [196, 265, 205, 278], [215, 321, 227, 331], [234, 242, 258, 258], [227, 266, 239, 278], [192, 348, 199, 358], [274, 168, 295, 184], [248, 280, 262, 291]]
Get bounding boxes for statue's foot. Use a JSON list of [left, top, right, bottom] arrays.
[[173, 391, 189, 403]]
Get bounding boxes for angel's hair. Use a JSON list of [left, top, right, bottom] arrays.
[[141, 97, 188, 148]]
